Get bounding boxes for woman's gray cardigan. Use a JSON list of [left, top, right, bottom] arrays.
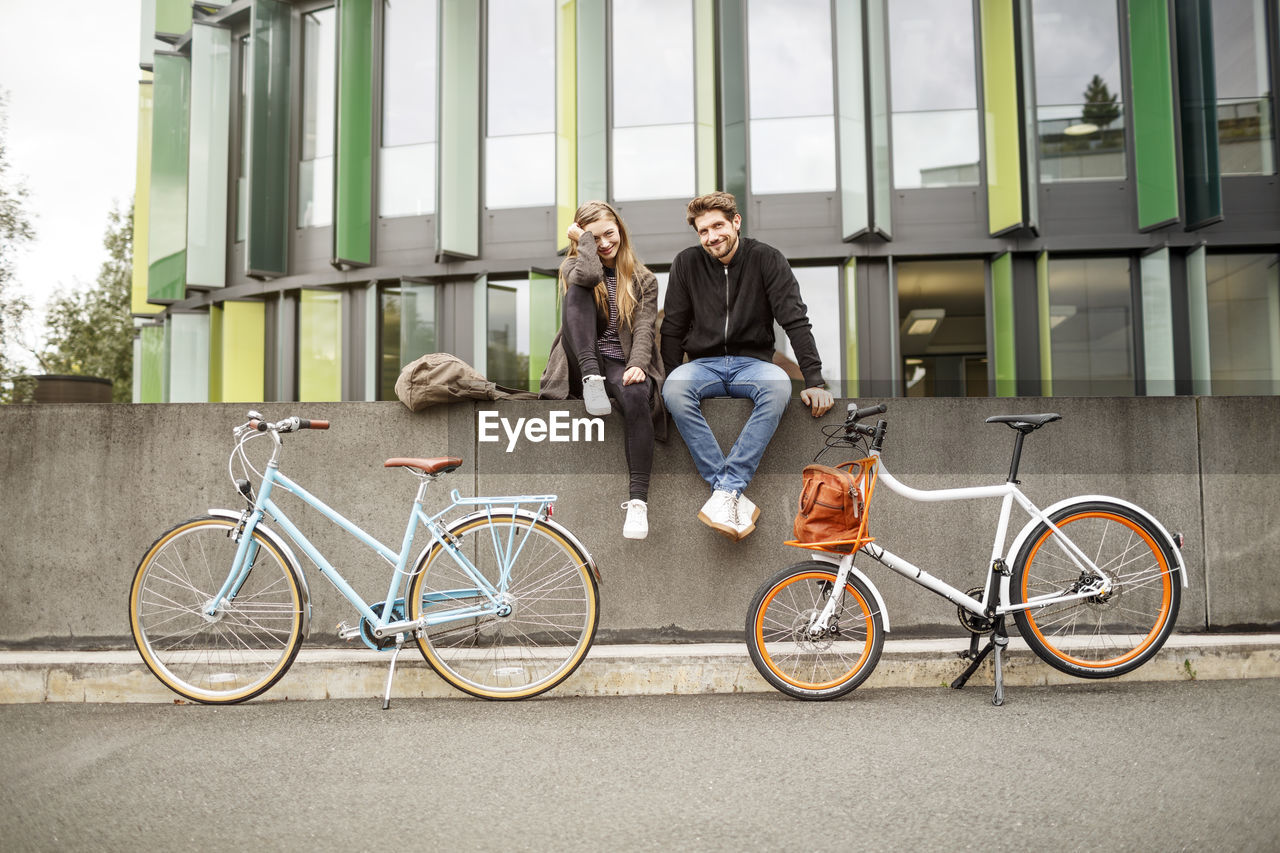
[[538, 231, 667, 440]]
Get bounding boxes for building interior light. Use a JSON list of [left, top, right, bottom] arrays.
[[902, 308, 945, 338], [1063, 122, 1099, 136], [1049, 304, 1077, 328]]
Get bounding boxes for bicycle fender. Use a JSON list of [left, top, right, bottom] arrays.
[[207, 508, 314, 636], [1003, 496, 1188, 588], [807, 552, 892, 632], [415, 507, 601, 584]]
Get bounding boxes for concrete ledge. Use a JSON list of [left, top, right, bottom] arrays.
[[3, 634, 1277, 704]]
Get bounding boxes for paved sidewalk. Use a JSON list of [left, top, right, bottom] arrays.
[[2, 633, 1277, 703]]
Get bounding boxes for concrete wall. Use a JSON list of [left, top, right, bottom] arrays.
[[0, 397, 1276, 649]]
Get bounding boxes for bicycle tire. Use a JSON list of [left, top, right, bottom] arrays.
[[746, 562, 885, 700], [129, 516, 307, 704], [1010, 501, 1180, 679], [406, 514, 599, 700]]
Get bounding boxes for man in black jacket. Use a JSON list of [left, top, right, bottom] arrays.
[[661, 191, 834, 540]]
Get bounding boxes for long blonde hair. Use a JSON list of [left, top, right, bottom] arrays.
[[560, 201, 648, 329]]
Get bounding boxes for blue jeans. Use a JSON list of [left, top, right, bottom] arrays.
[[661, 356, 791, 494]]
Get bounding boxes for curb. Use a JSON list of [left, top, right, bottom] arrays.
[[2, 634, 1277, 704]]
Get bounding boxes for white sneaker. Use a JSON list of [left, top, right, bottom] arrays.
[[582, 374, 610, 416], [698, 490, 742, 540], [734, 492, 759, 539], [621, 499, 648, 540]]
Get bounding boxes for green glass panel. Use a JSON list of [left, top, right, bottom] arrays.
[[188, 24, 231, 289], [336, 0, 374, 265], [299, 290, 344, 402], [155, 0, 192, 36], [437, 0, 481, 259], [836, 0, 868, 240], [1016, 0, 1038, 232], [844, 258, 859, 398], [556, 0, 577, 246], [1127, 0, 1181, 229], [139, 324, 166, 403], [1185, 246, 1211, 395], [980, 0, 1024, 236], [1173, 0, 1222, 229], [247, 0, 292, 277], [694, 0, 717, 194], [992, 253, 1017, 397], [718, 0, 748, 206], [221, 301, 267, 402], [529, 272, 558, 393], [379, 282, 438, 400], [148, 53, 189, 303], [1036, 250, 1051, 395], [575, 0, 607, 203], [866, 0, 891, 238], [210, 304, 223, 400], [132, 78, 161, 316], [1141, 248, 1175, 395]]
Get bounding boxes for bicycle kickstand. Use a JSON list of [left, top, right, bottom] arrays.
[[950, 619, 1010, 706], [382, 633, 407, 710]]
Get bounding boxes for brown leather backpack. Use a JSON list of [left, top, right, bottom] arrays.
[[792, 460, 873, 551]]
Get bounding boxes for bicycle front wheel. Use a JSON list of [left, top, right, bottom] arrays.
[[746, 562, 885, 700], [129, 516, 307, 704], [407, 514, 599, 700], [1010, 501, 1180, 679]]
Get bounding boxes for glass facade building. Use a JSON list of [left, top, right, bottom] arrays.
[[132, 0, 1280, 403]]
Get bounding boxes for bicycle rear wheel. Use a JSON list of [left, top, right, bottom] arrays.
[[407, 514, 599, 700], [746, 562, 885, 700], [129, 516, 307, 704], [1010, 501, 1180, 679]]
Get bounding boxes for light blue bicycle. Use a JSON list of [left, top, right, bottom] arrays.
[[129, 412, 600, 706]]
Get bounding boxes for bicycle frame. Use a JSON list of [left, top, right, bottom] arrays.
[[209, 434, 556, 643], [809, 448, 1188, 632]]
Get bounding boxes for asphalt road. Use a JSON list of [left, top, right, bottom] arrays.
[[3, 679, 1278, 852]]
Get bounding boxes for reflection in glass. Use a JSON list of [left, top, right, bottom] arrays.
[[236, 34, 248, 242], [1206, 254, 1280, 394], [487, 0, 555, 208], [1031, 0, 1126, 182], [1048, 257, 1134, 396], [488, 281, 531, 391], [773, 266, 842, 390], [748, 0, 836, 194], [888, 0, 979, 188], [381, 0, 437, 217], [896, 260, 988, 397], [612, 0, 695, 200], [1211, 0, 1275, 175], [380, 282, 438, 400], [299, 7, 335, 228]]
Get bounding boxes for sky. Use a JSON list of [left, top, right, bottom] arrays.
[[0, 0, 142, 368]]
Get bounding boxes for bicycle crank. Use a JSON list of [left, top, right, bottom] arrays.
[[957, 587, 993, 634]]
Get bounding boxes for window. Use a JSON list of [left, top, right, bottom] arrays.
[[486, 0, 555, 208], [298, 289, 343, 401], [299, 7, 335, 228], [1031, 0, 1126, 182], [380, 0, 437, 217], [487, 281, 532, 391], [1212, 0, 1276, 176], [380, 282, 438, 400], [611, 0, 696, 200], [773, 266, 842, 390], [888, 0, 979, 188], [1206, 253, 1280, 394], [896, 260, 988, 397], [1047, 257, 1134, 395], [747, 0, 836, 194]]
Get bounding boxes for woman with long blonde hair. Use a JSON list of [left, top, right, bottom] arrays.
[[539, 201, 665, 540]]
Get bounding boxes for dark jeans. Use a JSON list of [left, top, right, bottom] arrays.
[[561, 285, 654, 501]]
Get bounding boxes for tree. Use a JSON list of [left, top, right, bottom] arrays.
[[1082, 74, 1121, 130], [39, 202, 135, 402], [0, 90, 36, 404]]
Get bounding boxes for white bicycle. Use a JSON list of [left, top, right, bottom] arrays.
[[746, 403, 1187, 705]]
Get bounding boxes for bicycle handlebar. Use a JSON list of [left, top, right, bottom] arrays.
[[245, 414, 330, 434], [845, 403, 887, 424]]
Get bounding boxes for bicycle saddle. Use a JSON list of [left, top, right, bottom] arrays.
[[984, 413, 1062, 433], [384, 456, 464, 474]]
